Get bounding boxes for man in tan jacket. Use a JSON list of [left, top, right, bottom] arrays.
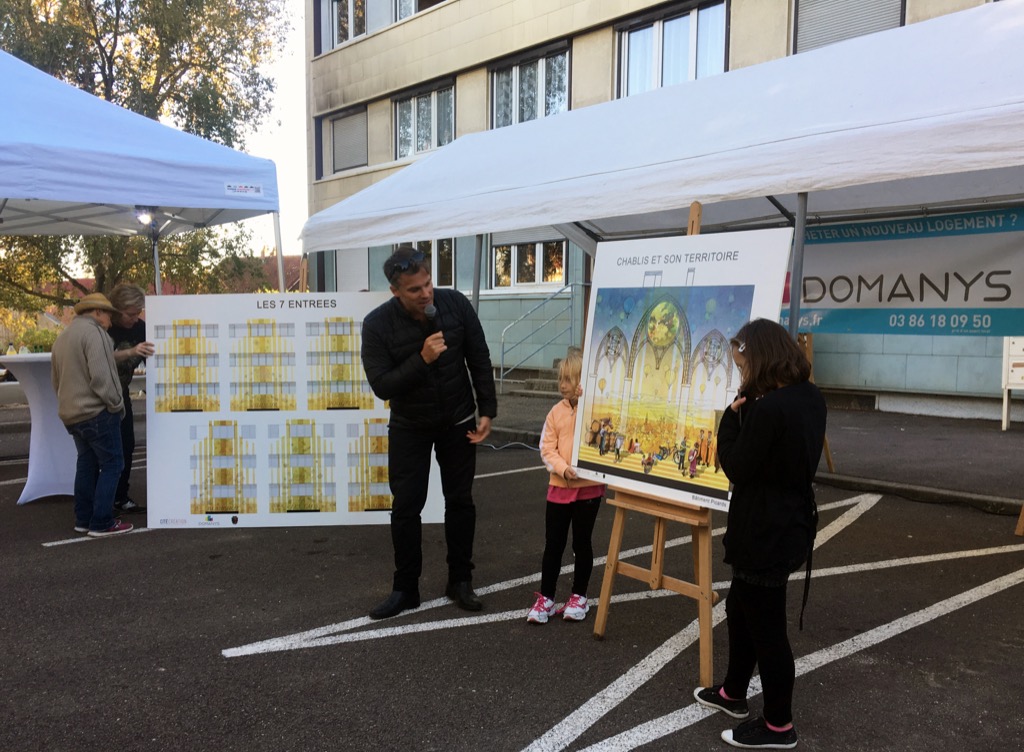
[[51, 293, 133, 537]]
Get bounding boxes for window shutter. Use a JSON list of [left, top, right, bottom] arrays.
[[332, 111, 368, 172], [796, 0, 902, 54], [492, 226, 560, 245]]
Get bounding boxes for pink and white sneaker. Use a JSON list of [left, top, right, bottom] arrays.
[[562, 593, 590, 621], [526, 593, 556, 624]]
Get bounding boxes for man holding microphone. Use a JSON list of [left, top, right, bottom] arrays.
[[361, 245, 497, 620]]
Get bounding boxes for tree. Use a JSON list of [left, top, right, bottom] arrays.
[[0, 0, 288, 308]]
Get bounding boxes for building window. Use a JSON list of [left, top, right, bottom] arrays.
[[317, 0, 450, 52], [492, 241, 565, 288], [394, 239, 455, 287], [395, 85, 454, 158], [396, 0, 446, 22], [492, 49, 569, 129], [795, 0, 903, 53], [618, 1, 726, 97], [326, 110, 368, 173], [329, 0, 366, 46]]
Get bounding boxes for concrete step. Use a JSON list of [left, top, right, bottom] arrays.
[[518, 378, 558, 392], [505, 388, 560, 400]]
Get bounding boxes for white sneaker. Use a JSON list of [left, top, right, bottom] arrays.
[[562, 593, 590, 621], [526, 593, 556, 624]]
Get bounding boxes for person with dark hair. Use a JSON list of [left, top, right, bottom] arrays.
[[361, 244, 497, 620], [51, 293, 132, 537], [693, 318, 826, 750], [107, 283, 155, 514]]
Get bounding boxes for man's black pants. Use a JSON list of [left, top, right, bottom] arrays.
[[388, 421, 477, 594], [114, 396, 134, 503]]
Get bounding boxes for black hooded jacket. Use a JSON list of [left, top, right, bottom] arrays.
[[716, 380, 827, 575], [361, 288, 497, 431]]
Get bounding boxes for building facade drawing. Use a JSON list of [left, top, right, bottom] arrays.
[[269, 419, 337, 512], [229, 319, 297, 411], [153, 320, 221, 412], [190, 420, 259, 514], [346, 418, 391, 512]]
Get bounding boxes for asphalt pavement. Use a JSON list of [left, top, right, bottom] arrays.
[[1, 389, 1024, 751]]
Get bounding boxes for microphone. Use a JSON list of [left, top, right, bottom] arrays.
[[424, 304, 438, 333]]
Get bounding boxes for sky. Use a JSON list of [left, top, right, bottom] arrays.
[[243, 0, 309, 257]]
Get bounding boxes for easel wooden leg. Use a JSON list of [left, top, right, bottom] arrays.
[[594, 492, 717, 689], [594, 505, 627, 639], [800, 332, 836, 473], [822, 434, 835, 473], [649, 517, 667, 589], [693, 521, 714, 686], [1015, 504, 1024, 537]]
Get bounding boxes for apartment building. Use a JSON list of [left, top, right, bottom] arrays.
[[304, 0, 1007, 415]]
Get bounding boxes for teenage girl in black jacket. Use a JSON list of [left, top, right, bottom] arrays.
[[694, 319, 827, 750]]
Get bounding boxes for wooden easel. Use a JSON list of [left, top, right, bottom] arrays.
[[797, 333, 836, 473], [593, 489, 718, 686], [1015, 504, 1024, 537], [592, 200, 718, 686]]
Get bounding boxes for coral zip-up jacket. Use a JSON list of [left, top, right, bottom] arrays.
[[540, 398, 604, 490]]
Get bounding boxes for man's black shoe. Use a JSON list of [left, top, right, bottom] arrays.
[[368, 591, 420, 620], [445, 581, 483, 611]]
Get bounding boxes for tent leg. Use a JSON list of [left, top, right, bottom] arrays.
[[472, 234, 483, 312], [787, 192, 808, 337], [273, 212, 286, 292], [151, 228, 163, 295]]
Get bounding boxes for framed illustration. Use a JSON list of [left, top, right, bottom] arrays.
[[573, 229, 794, 510]]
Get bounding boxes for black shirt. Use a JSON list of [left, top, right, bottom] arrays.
[[107, 319, 147, 398]]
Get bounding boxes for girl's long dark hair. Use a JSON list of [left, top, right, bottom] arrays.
[[730, 319, 811, 399]]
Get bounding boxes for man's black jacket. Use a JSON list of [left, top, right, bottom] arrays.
[[361, 288, 497, 431]]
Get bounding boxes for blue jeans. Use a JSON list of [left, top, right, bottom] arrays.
[[66, 410, 125, 532]]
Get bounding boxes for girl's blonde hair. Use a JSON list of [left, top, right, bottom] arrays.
[[558, 351, 583, 386]]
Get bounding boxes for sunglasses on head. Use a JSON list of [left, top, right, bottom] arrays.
[[384, 250, 426, 282]]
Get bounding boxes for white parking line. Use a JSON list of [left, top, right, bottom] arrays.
[[523, 495, 879, 752], [576, 564, 1024, 751], [223, 497, 878, 658], [475, 465, 547, 479], [42, 527, 155, 547]]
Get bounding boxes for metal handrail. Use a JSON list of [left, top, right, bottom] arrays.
[[499, 282, 587, 393]]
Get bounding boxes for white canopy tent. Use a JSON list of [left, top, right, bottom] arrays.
[[0, 49, 284, 292], [302, 0, 1024, 325]]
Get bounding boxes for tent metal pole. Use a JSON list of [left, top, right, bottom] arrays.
[[273, 212, 286, 292], [151, 227, 163, 295], [788, 192, 808, 338], [472, 234, 483, 312], [553, 222, 599, 257]]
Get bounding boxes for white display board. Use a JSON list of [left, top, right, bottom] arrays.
[[145, 292, 443, 528], [573, 229, 794, 511]]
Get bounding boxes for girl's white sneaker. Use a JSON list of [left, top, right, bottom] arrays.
[[526, 593, 556, 624], [562, 593, 589, 621]]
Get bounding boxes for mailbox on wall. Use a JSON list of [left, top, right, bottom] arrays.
[[1001, 337, 1024, 430]]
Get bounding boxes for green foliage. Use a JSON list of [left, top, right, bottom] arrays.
[[0, 0, 287, 147], [21, 327, 59, 352], [0, 0, 289, 308]]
